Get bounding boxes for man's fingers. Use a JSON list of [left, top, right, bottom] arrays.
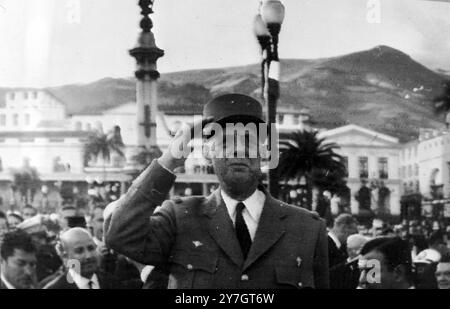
[[190, 116, 214, 138], [171, 116, 214, 144]]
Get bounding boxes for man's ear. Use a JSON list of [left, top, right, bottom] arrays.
[[55, 241, 67, 259]]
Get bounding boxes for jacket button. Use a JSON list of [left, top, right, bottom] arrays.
[[187, 264, 193, 270], [241, 274, 249, 281]]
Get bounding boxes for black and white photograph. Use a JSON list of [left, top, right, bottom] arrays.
[[1, 0, 450, 296]]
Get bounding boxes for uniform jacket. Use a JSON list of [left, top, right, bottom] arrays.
[[105, 160, 329, 289]]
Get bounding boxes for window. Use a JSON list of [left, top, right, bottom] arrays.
[[408, 165, 412, 178], [32, 91, 38, 99], [293, 115, 300, 125], [0, 157, 2, 172], [49, 138, 64, 143], [9, 93, 15, 100], [378, 157, 388, 179], [0, 114, 5, 126], [19, 138, 34, 143], [23, 92, 28, 99], [342, 156, 349, 177], [402, 166, 406, 179], [25, 114, 30, 126], [415, 164, 419, 176], [358, 157, 368, 179], [13, 114, 19, 126], [277, 114, 284, 124], [75, 121, 82, 130]]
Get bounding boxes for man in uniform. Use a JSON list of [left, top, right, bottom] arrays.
[[105, 93, 329, 289]]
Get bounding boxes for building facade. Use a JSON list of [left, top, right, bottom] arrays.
[[2, 89, 446, 217]]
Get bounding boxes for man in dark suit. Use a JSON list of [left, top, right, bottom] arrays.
[[328, 214, 358, 269], [44, 227, 119, 289], [105, 93, 329, 289]]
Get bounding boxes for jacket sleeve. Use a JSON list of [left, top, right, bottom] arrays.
[[313, 219, 330, 289], [104, 159, 177, 266]]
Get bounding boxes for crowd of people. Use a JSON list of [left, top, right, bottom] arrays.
[[327, 214, 450, 289], [0, 204, 449, 289], [0, 204, 144, 289]]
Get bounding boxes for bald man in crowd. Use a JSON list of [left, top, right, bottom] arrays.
[[43, 228, 119, 289]]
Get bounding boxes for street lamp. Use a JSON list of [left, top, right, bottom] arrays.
[[253, 0, 285, 198]]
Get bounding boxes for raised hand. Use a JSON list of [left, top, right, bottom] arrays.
[[158, 116, 214, 171]]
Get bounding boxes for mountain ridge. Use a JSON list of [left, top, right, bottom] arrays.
[[0, 45, 448, 142]]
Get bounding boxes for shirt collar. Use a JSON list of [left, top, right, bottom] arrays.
[[328, 231, 342, 249], [69, 269, 99, 289], [1, 273, 16, 289], [220, 189, 265, 223]]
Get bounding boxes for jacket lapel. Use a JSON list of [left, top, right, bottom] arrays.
[[202, 189, 244, 267], [243, 194, 287, 271]]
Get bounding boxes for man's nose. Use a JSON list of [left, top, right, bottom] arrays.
[[23, 264, 34, 276]]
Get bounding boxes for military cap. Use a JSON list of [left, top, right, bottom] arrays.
[[203, 93, 264, 125]]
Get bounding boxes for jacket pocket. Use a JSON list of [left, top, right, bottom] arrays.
[[169, 250, 218, 288], [275, 265, 314, 289]]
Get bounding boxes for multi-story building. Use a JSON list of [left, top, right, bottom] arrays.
[[318, 124, 402, 215]]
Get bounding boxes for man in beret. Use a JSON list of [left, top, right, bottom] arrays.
[[105, 93, 329, 289]]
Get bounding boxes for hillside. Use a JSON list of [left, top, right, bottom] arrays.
[[1, 45, 448, 142]]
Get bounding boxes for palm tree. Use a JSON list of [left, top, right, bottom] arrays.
[[433, 80, 450, 128], [277, 130, 347, 210], [131, 145, 162, 172], [83, 125, 125, 179]]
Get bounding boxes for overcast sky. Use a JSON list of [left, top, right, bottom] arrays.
[[1, 0, 450, 87]]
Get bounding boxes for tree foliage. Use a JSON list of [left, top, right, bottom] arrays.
[[83, 125, 125, 166], [277, 130, 347, 194]]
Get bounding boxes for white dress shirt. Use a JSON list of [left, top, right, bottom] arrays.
[[221, 189, 266, 241], [1, 273, 15, 289], [69, 269, 100, 289]]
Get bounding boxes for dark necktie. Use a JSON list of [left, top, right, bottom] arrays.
[[235, 202, 252, 259]]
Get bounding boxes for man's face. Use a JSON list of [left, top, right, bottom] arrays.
[[358, 250, 397, 289], [59, 209, 77, 231], [436, 262, 450, 289], [209, 130, 262, 196], [23, 208, 37, 220], [91, 208, 104, 240], [0, 249, 37, 289], [7, 216, 22, 230], [0, 218, 8, 245], [337, 223, 358, 244], [64, 232, 99, 278]]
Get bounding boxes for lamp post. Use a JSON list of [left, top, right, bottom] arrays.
[[253, 0, 285, 198]]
